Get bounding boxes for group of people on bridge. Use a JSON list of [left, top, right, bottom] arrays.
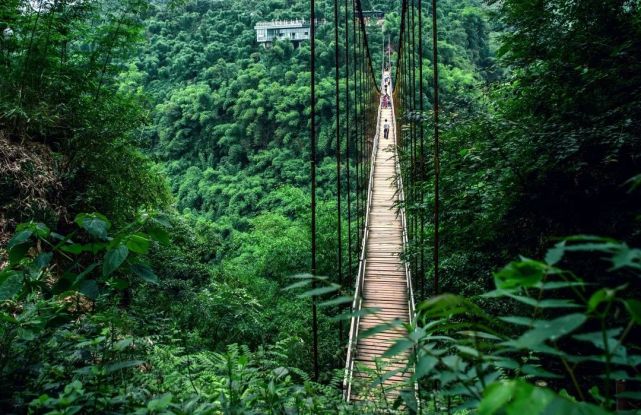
[[382, 71, 391, 140], [382, 72, 392, 109]]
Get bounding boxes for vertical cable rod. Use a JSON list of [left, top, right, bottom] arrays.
[[333, 0, 344, 345], [432, 0, 440, 295], [309, 0, 319, 381], [418, 0, 425, 300], [344, 0, 354, 284]]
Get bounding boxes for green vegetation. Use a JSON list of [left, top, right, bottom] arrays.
[[1, 0, 640, 413]]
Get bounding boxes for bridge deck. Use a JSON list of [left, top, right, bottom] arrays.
[[349, 85, 413, 402]]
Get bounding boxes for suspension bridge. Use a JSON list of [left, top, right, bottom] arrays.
[[343, 71, 416, 402], [307, 0, 438, 405]]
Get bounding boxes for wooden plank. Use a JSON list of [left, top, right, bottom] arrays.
[[350, 96, 413, 403]]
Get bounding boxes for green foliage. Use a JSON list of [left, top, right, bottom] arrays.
[[0, 0, 171, 226], [0, 213, 169, 412], [4, 0, 639, 412], [376, 238, 641, 413]]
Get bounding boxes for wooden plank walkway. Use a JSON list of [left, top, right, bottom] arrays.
[[349, 74, 413, 403]]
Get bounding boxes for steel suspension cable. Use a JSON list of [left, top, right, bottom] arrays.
[[353, 0, 361, 246], [334, 0, 344, 345], [309, 0, 319, 381], [359, 22, 366, 240], [344, 0, 354, 283], [431, 0, 440, 295], [411, 0, 418, 286], [418, 0, 426, 300]]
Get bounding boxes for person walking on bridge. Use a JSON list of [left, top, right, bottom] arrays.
[[383, 119, 390, 140]]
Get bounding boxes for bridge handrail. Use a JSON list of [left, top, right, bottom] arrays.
[[342, 73, 383, 401], [389, 85, 416, 325], [390, 78, 419, 407]]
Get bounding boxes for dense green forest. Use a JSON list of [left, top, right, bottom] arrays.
[[1, 0, 640, 413]]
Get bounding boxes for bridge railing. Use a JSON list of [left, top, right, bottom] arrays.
[[390, 76, 419, 406], [342, 72, 384, 401], [389, 83, 416, 326]]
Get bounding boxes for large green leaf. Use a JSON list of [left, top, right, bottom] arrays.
[[17, 222, 50, 238], [573, 328, 623, 351], [587, 289, 612, 312], [505, 292, 581, 308], [283, 279, 312, 290], [147, 226, 170, 245], [7, 229, 32, 250], [130, 263, 159, 285], [494, 258, 547, 290], [31, 252, 53, 272], [126, 232, 151, 254], [78, 280, 99, 300], [418, 293, 488, 319], [624, 299, 641, 324], [7, 225, 35, 264], [504, 313, 586, 349], [70, 263, 99, 287], [538, 281, 586, 290], [0, 270, 24, 300], [297, 284, 340, 298], [102, 245, 128, 276], [544, 242, 565, 265], [75, 213, 111, 240], [498, 316, 536, 327], [609, 245, 641, 271], [414, 354, 438, 380], [479, 380, 610, 415], [318, 296, 352, 307]]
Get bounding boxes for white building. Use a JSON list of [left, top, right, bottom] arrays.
[[254, 20, 310, 47]]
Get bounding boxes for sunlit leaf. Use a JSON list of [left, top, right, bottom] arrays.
[[126, 232, 151, 254], [318, 296, 352, 307], [297, 284, 340, 298], [545, 241, 565, 265], [494, 258, 546, 290], [283, 279, 312, 290], [624, 299, 641, 324]]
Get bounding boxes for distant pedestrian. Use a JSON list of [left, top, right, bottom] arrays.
[[383, 119, 390, 140]]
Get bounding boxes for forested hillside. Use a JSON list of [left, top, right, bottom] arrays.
[[1, 0, 640, 413]]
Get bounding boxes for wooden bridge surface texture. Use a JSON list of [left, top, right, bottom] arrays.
[[350, 74, 412, 402]]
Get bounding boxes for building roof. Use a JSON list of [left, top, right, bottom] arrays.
[[254, 20, 310, 30]]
